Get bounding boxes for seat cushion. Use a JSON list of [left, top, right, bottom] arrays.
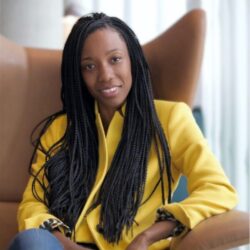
[[0, 202, 19, 249]]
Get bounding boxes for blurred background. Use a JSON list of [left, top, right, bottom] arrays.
[[0, 0, 249, 244]]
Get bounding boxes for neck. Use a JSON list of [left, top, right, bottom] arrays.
[[98, 106, 116, 134]]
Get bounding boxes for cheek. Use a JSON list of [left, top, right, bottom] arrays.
[[126, 63, 132, 88], [82, 74, 95, 93], [129, 72, 132, 85], [122, 63, 132, 88], [126, 71, 132, 90]]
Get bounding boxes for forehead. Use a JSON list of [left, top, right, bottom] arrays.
[[81, 28, 128, 56]]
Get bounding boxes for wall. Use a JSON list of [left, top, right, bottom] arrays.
[[0, 0, 63, 49]]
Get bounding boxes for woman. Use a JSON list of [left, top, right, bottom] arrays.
[[9, 13, 237, 250]]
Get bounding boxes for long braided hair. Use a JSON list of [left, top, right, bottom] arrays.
[[30, 13, 172, 243]]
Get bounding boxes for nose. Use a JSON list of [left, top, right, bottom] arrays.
[[98, 63, 113, 83]]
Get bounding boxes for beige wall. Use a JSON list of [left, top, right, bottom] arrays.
[[0, 0, 63, 49]]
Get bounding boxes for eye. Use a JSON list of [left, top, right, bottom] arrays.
[[111, 56, 122, 64], [82, 63, 95, 71]]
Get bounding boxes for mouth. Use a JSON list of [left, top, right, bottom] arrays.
[[99, 85, 121, 97]]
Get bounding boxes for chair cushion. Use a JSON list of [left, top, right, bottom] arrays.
[[0, 202, 19, 249]]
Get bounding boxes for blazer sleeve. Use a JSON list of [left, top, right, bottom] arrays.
[[17, 115, 67, 231], [161, 102, 238, 229]]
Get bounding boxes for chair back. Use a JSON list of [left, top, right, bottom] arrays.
[[0, 9, 206, 249]]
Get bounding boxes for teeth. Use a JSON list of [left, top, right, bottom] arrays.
[[101, 87, 117, 93]]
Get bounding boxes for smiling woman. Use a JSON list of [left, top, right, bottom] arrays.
[[8, 12, 238, 250], [81, 28, 132, 131]]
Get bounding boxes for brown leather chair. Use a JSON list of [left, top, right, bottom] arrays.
[[0, 9, 249, 249]]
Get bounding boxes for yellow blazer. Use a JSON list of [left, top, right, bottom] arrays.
[[18, 101, 238, 250]]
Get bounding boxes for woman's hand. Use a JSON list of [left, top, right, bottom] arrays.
[[126, 232, 149, 250], [126, 220, 177, 250]]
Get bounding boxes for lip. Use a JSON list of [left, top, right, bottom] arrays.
[[98, 85, 121, 98]]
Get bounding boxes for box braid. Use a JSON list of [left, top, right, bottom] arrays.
[[30, 13, 172, 243]]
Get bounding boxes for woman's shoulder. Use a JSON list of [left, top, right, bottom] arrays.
[[153, 100, 191, 117], [153, 100, 195, 134], [40, 113, 67, 149], [47, 113, 67, 133]]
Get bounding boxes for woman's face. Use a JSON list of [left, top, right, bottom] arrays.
[[81, 28, 132, 115]]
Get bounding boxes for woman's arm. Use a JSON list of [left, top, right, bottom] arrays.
[[18, 116, 67, 231], [126, 221, 176, 250], [161, 102, 238, 228], [126, 101, 238, 250]]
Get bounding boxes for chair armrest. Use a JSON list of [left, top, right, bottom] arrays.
[[171, 210, 250, 250]]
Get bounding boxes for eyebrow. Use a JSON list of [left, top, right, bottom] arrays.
[[82, 48, 123, 61]]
